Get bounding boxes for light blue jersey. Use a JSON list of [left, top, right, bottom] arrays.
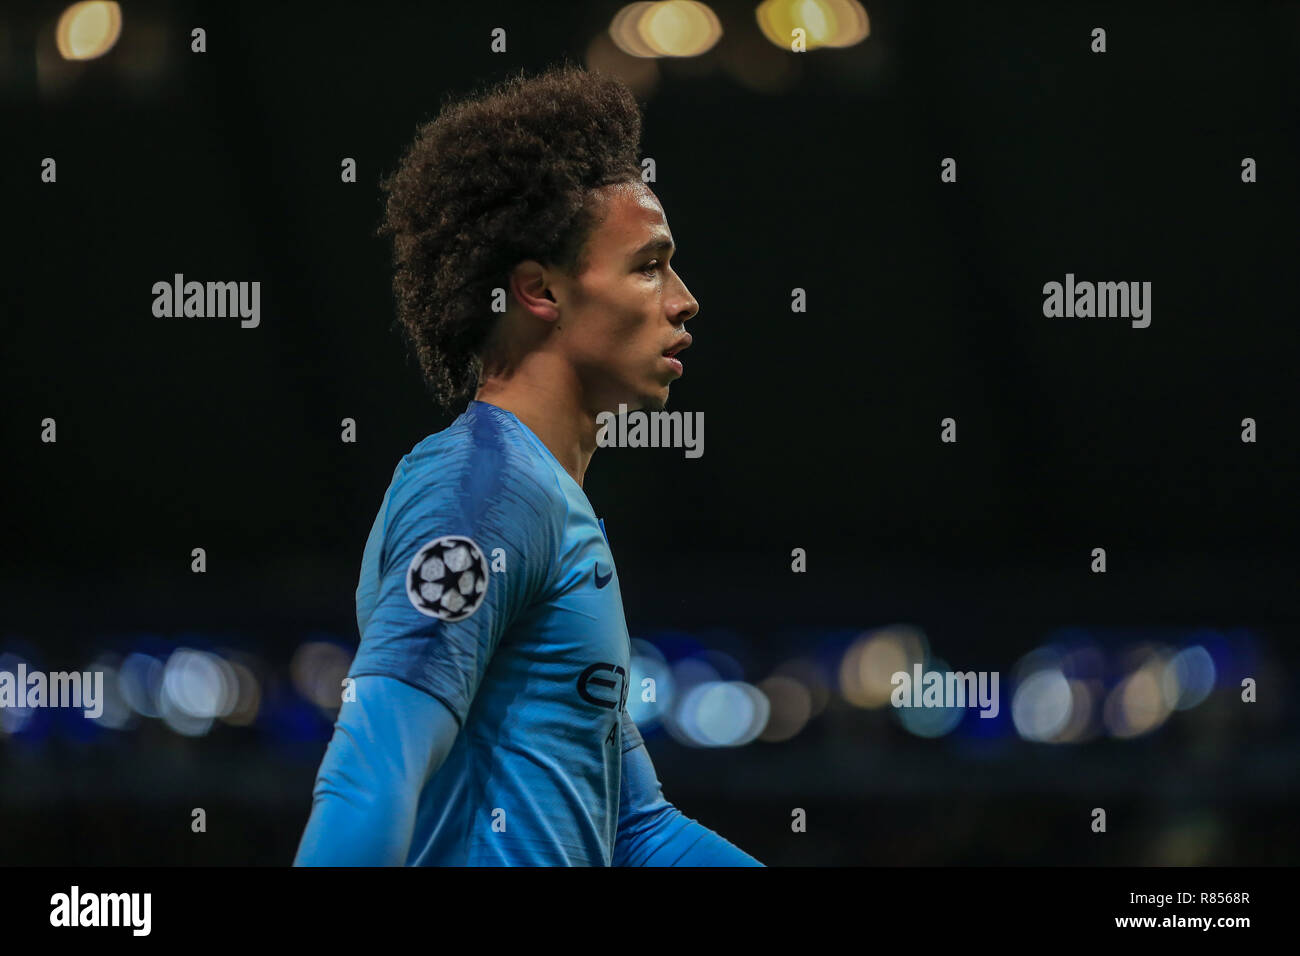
[[348, 400, 636, 865]]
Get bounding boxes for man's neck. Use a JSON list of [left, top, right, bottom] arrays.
[[474, 377, 598, 488]]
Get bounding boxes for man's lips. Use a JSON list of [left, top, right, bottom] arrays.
[[663, 333, 693, 358]]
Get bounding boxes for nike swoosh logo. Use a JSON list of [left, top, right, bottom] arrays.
[[594, 564, 613, 588]]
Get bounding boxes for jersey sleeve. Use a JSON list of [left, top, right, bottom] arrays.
[[614, 708, 764, 867], [347, 449, 563, 726], [293, 674, 460, 866]]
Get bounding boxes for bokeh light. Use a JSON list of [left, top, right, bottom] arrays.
[[118, 652, 164, 719], [679, 681, 769, 746], [610, 1, 722, 58], [86, 654, 135, 731], [290, 641, 353, 712], [1011, 667, 1073, 743], [757, 674, 813, 742], [839, 625, 927, 708], [1162, 645, 1216, 711], [755, 0, 869, 52], [627, 638, 673, 727], [0, 654, 35, 735], [56, 2, 123, 61], [895, 656, 966, 739], [1105, 648, 1176, 739], [162, 649, 237, 721]]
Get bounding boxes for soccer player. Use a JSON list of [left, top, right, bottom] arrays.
[[293, 64, 761, 866]]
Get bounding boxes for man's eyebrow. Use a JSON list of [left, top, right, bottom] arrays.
[[629, 236, 675, 259]]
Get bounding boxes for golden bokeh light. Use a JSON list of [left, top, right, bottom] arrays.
[[610, 2, 722, 58], [56, 2, 123, 61], [756, 0, 869, 52]]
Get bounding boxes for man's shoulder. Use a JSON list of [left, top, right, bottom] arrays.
[[387, 404, 566, 524]]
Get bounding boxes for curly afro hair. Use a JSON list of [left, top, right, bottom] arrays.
[[376, 62, 645, 407]]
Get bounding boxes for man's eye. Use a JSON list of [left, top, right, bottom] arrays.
[[641, 260, 659, 275]]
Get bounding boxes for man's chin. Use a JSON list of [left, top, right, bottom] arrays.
[[608, 387, 670, 415], [641, 392, 669, 413]]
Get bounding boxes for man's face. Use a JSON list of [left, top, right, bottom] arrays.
[[548, 180, 699, 414]]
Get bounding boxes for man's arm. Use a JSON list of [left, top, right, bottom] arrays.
[[294, 435, 563, 866], [293, 675, 459, 866], [613, 709, 763, 867]]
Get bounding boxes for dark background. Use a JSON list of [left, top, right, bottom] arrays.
[[3, 0, 1298, 865]]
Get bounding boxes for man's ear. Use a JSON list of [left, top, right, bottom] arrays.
[[509, 260, 560, 320]]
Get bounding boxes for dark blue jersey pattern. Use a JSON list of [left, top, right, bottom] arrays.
[[294, 400, 761, 866]]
